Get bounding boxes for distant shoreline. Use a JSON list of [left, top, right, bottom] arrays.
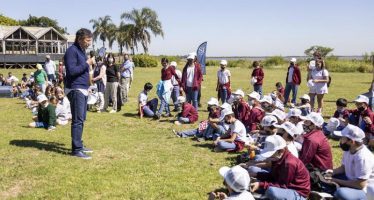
[[206, 56, 364, 61]]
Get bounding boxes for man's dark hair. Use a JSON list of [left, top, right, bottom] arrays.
[[75, 28, 93, 43], [336, 98, 348, 107], [144, 82, 153, 91], [161, 57, 169, 63], [276, 82, 282, 87]]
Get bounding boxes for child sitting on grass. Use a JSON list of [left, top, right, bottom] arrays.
[[208, 165, 254, 200], [290, 94, 311, 116], [29, 94, 56, 131], [174, 96, 198, 125], [138, 82, 158, 118]]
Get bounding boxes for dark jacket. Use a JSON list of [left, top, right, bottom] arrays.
[[37, 104, 56, 127], [286, 64, 301, 85], [181, 63, 203, 91], [64, 42, 89, 89]]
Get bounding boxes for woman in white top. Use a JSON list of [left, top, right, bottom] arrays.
[[307, 59, 329, 113]]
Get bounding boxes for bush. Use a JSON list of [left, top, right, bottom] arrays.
[[228, 59, 251, 68], [325, 60, 371, 73], [132, 55, 159, 68], [206, 60, 219, 66], [263, 56, 286, 67]]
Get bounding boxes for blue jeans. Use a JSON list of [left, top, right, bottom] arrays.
[[186, 87, 199, 110], [67, 90, 88, 153], [143, 98, 158, 117], [47, 74, 55, 81], [178, 117, 190, 124], [38, 83, 46, 94], [35, 122, 48, 128], [217, 141, 236, 151], [171, 85, 180, 110], [254, 84, 263, 96], [265, 186, 306, 200], [157, 96, 170, 115], [219, 88, 228, 104], [179, 129, 200, 138], [333, 174, 367, 200], [284, 83, 299, 104], [205, 125, 226, 140]]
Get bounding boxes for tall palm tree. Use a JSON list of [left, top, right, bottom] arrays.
[[121, 7, 164, 54], [89, 15, 113, 47], [115, 22, 137, 55]]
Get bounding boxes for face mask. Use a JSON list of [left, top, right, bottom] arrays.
[[301, 99, 308, 104], [337, 107, 345, 112], [339, 142, 350, 151], [108, 58, 114, 63], [358, 107, 365, 112], [248, 100, 254, 106], [220, 66, 225, 70]]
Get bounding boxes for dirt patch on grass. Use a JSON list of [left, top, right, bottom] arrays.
[[0, 180, 26, 199]]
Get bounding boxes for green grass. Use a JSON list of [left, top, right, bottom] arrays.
[[0, 67, 372, 199]]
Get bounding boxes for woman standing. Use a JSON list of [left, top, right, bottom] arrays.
[[92, 57, 106, 112], [103, 53, 120, 113], [307, 59, 329, 113], [251, 61, 264, 96], [181, 53, 203, 110], [155, 58, 180, 119]]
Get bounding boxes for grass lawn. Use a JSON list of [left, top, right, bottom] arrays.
[[0, 66, 371, 199]]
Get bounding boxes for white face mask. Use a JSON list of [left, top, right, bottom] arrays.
[[108, 58, 114, 63], [248, 100, 255, 106]]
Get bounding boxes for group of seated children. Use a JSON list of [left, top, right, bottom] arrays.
[[162, 86, 373, 200]]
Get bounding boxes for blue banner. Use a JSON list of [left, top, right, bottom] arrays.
[[196, 42, 207, 75]]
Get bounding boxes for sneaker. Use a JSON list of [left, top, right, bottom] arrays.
[[71, 151, 92, 160], [109, 110, 116, 114], [82, 147, 93, 153], [196, 137, 205, 142], [162, 113, 172, 117], [174, 121, 181, 126], [96, 110, 101, 113], [172, 129, 181, 137], [153, 113, 161, 120]]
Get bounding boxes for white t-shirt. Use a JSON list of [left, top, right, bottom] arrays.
[[342, 145, 374, 196], [217, 69, 231, 85], [225, 191, 255, 200], [287, 66, 294, 83], [186, 65, 195, 87], [56, 97, 71, 120], [138, 91, 148, 106], [311, 69, 328, 88], [44, 61, 56, 75], [171, 69, 182, 86], [230, 120, 252, 144], [7, 75, 19, 84], [287, 142, 299, 158]]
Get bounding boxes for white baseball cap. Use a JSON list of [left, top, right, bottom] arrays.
[[326, 117, 340, 132], [187, 52, 196, 60], [300, 112, 325, 127], [30, 72, 34, 76], [170, 61, 177, 67], [260, 135, 287, 158], [46, 55, 51, 59], [333, 124, 365, 143], [247, 91, 261, 101], [269, 109, 287, 121], [259, 95, 273, 104], [220, 102, 232, 110], [300, 94, 310, 101], [220, 60, 228, 65], [287, 108, 302, 118], [37, 94, 48, 103], [207, 97, 219, 106], [36, 64, 43, 70], [275, 121, 300, 138], [219, 165, 250, 192], [290, 58, 297, 63], [177, 96, 186, 104], [354, 95, 369, 105], [221, 108, 234, 118], [261, 115, 278, 127], [232, 89, 245, 98]]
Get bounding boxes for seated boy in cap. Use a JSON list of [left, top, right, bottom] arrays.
[[250, 135, 311, 200], [138, 82, 158, 118], [213, 108, 252, 152], [231, 89, 250, 124], [327, 125, 374, 200], [275, 122, 301, 158], [290, 94, 311, 116], [348, 95, 374, 147], [175, 96, 198, 125], [209, 165, 254, 200], [245, 91, 264, 133], [28, 94, 56, 131]]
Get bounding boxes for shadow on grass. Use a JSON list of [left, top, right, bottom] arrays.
[[122, 112, 139, 118], [192, 143, 214, 149], [9, 140, 70, 155]]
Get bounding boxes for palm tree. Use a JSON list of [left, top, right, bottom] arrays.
[[89, 15, 114, 47], [115, 22, 137, 55], [121, 7, 164, 54]]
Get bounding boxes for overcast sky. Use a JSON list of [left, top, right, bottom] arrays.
[[1, 0, 373, 56]]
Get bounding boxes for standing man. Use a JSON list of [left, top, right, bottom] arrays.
[[120, 53, 134, 104], [284, 58, 301, 105], [44, 55, 56, 81], [34, 64, 48, 93], [64, 28, 93, 159]]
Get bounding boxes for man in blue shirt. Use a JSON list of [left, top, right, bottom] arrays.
[[64, 28, 94, 159], [119, 53, 134, 104]]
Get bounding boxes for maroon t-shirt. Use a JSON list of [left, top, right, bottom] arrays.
[[245, 107, 264, 131], [181, 103, 198, 123], [300, 129, 333, 170], [161, 66, 178, 81], [251, 68, 264, 85]]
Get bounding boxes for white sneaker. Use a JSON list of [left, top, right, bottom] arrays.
[[109, 110, 116, 114], [174, 121, 181, 125]]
